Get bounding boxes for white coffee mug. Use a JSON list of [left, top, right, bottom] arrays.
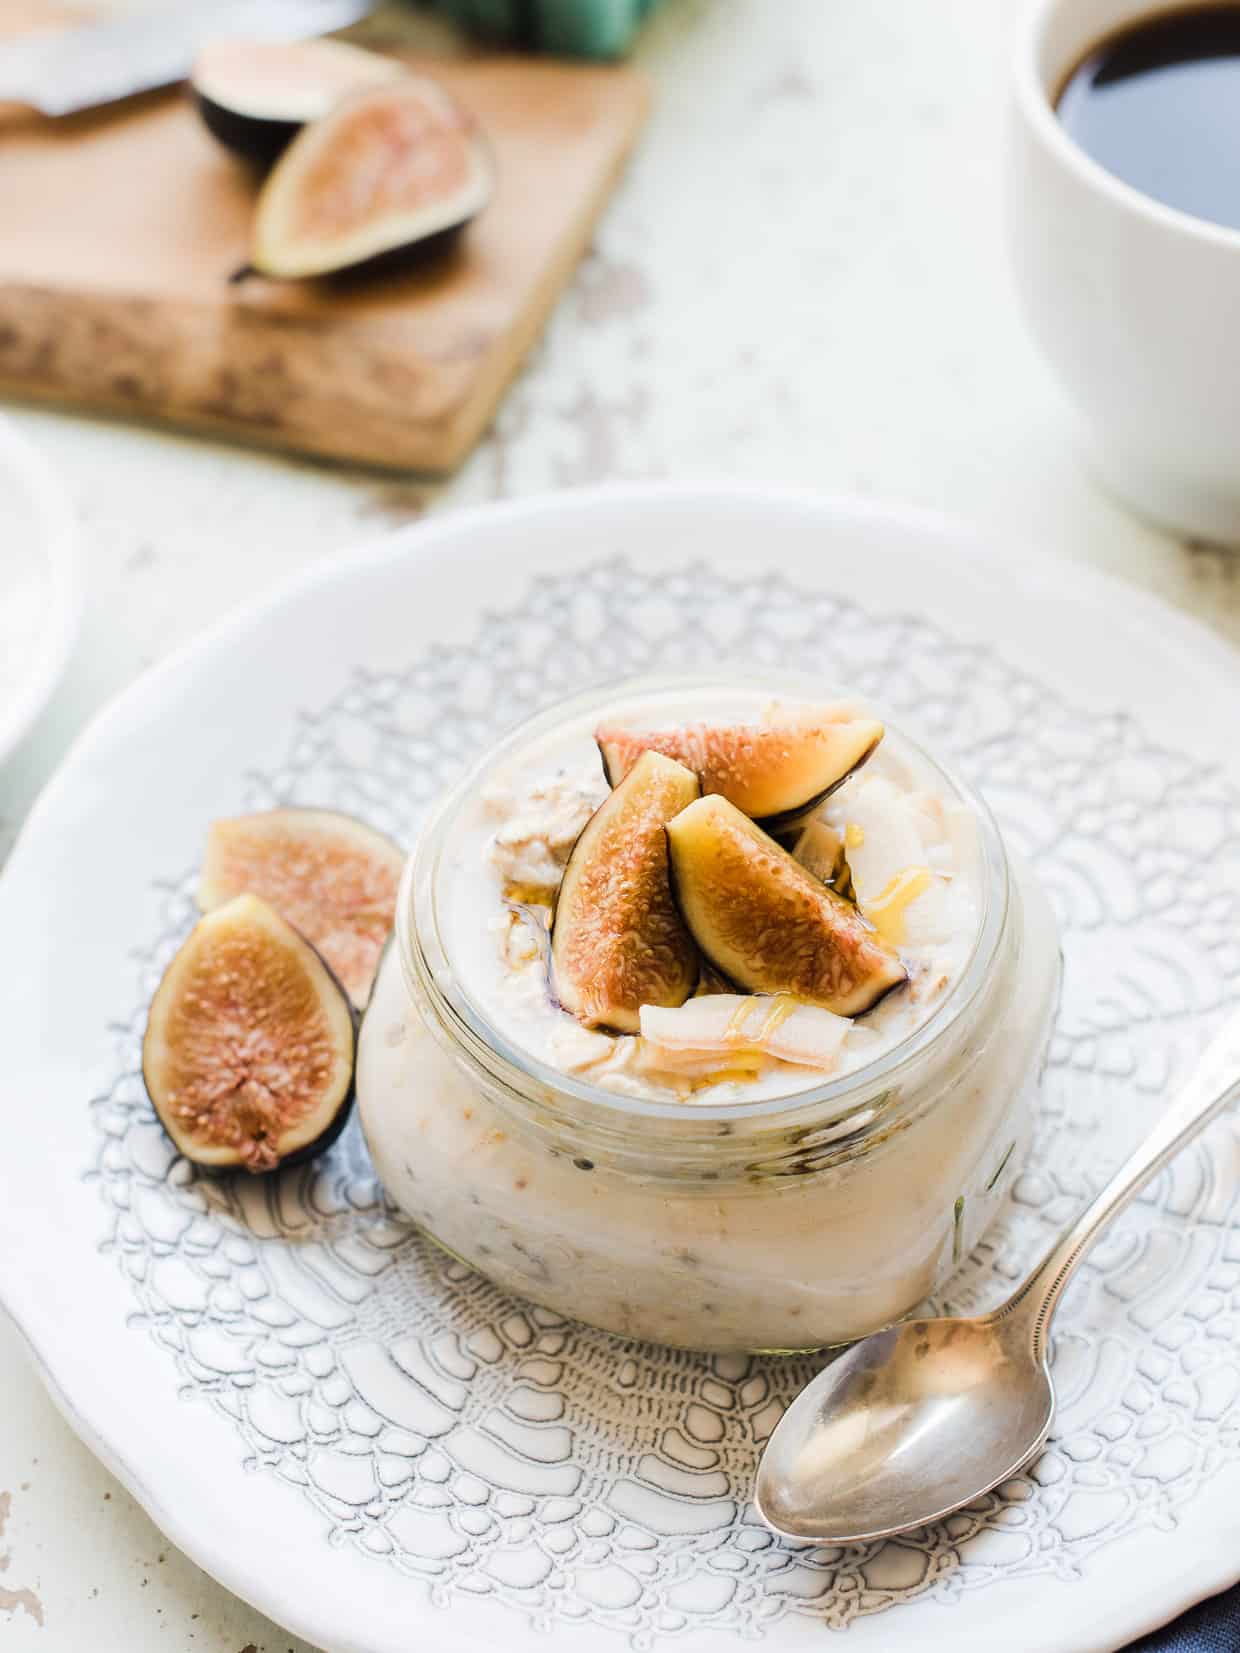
[[1008, 0, 1240, 545]]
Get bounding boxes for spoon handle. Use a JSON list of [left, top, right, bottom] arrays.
[[995, 1002, 1240, 1359]]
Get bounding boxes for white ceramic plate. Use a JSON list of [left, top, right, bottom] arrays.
[[0, 417, 81, 767], [1, 485, 1239, 1653]]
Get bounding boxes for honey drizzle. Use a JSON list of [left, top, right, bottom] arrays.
[[720, 993, 801, 1054], [696, 1064, 764, 1088], [755, 993, 801, 1042], [650, 995, 809, 1091], [723, 998, 757, 1044], [865, 867, 933, 945]]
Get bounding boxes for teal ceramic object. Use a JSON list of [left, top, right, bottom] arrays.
[[423, 0, 661, 57]]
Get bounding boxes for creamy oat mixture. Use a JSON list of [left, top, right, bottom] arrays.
[[439, 690, 983, 1103], [360, 683, 1060, 1349]]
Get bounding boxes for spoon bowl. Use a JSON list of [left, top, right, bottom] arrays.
[[756, 1313, 1054, 1543], [754, 1006, 1240, 1545]]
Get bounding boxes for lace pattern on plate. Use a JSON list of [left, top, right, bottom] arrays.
[[89, 558, 1240, 1646]]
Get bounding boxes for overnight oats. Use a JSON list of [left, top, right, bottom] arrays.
[[358, 677, 1061, 1352]]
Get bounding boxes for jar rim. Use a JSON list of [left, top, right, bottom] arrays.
[[399, 672, 1011, 1133]]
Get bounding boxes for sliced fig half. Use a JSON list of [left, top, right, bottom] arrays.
[[551, 751, 700, 1034], [198, 808, 404, 1008], [143, 894, 356, 1174], [666, 795, 907, 1016], [247, 77, 494, 279], [596, 711, 883, 829], [192, 38, 408, 168]]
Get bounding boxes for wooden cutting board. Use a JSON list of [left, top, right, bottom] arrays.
[[0, 46, 649, 471]]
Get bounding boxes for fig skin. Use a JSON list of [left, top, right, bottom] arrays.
[[197, 808, 404, 1009], [551, 751, 701, 1034], [596, 713, 884, 830], [666, 795, 907, 1018], [192, 37, 409, 169], [143, 894, 357, 1174], [247, 77, 495, 280], [196, 95, 299, 170]]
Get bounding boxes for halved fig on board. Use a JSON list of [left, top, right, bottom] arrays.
[[198, 808, 404, 1008], [244, 76, 494, 279], [143, 895, 356, 1174], [551, 751, 700, 1033], [192, 38, 408, 167], [596, 711, 883, 830], [666, 795, 907, 1016]]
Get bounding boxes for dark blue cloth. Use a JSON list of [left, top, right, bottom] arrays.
[[1129, 1581, 1240, 1650]]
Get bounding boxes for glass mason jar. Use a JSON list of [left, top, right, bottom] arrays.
[[358, 681, 1062, 1354]]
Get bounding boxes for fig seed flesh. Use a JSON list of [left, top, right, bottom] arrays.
[[666, 795, 907, 1017], [551, 751, 700, 1033], [596, 712, 883, 827], [249, 77, 494, 279], [198, 808, 404, 1008], [143, 894, 356, 1173]]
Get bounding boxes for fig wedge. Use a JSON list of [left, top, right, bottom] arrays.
[[596, 712, 883, 829], [247, 77, 494, 279], [551, 751, 700, 1033], [143, 895, 356, 1174], [666, 795, 907, 1016], [198, 808, 404, 1008]]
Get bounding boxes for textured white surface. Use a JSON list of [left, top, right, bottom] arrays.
[[2, 485, 1239, 1653], [1, 3, 1239, 1651]]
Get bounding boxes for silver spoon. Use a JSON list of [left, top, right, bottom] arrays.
[[755, 1003, 1240, 1544]]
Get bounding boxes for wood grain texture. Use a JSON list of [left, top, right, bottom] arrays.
[[0, 50, 649, 470]]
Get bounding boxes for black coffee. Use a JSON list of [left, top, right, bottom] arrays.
[[1057, 5, 1240, 233]]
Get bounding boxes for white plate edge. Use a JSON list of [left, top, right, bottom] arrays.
[[2, 480, 1239, 1651]]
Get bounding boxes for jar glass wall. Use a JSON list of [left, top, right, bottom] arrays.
[[358, 679, 1062, 1353]]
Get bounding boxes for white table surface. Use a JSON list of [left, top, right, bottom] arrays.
[[2, 2, 1238, 1648]]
